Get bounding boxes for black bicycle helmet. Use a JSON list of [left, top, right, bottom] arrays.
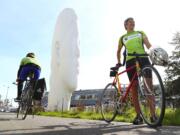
[[26, 52, 35, 58]]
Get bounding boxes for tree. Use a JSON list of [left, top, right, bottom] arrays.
[[165, 32, 180, 98]]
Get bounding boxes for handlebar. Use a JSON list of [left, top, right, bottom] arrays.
[[12, 82, 17, 85], [110, 63, 122, 71], [111, 53, 149, 71]]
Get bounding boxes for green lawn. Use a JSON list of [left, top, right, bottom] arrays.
[[163, 108, 180, 126], [37, 108, 180, 126]]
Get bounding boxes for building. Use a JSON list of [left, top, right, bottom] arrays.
[[41, 84, 128, 109], [70, 89, 103, 107]]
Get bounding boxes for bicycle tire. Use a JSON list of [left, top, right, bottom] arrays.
[[138, 65, 165, 127], [16, 86, 27, 119], [16, 105, 20, 118], [18, 81, 33, 120], [16, 89, 28, 119], [100, 83, 118, 123]]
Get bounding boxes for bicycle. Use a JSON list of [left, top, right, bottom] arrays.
[[100, 53, 165, 127], [15, 75, 37, 120]]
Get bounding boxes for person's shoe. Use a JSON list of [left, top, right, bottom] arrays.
[[14, 97, 21, 102], [132, 115, 143, 125]]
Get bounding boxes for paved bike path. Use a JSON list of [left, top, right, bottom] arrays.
[[0, 112, 179, 135]]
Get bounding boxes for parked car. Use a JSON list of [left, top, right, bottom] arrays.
[[9, 107, 18, 112], [0, 108, 5, 112]]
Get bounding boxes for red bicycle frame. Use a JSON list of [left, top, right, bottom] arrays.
[[112, 63, 140, 103]]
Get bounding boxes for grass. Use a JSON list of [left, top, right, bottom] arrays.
[[37, 108, 180, 126], [163, 108, 180, 126], [37, 111, 103, 120]]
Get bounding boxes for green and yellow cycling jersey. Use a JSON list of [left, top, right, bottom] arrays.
[[20, 57, 41, 69], [118, 31, 146, 61]]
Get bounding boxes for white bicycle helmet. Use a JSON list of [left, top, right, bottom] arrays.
[[149, 47, 168, 66]]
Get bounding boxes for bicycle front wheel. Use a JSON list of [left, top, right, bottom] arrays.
[[18, 91, 31, 120], [18, 84, 33, 120], [100, 83, 118, 123], [138, 65, 165, 127]]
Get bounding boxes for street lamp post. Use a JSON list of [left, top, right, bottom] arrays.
[[5, 86, 9, 107], [2, 85, 10, 107], [5, 86, 9, 102]]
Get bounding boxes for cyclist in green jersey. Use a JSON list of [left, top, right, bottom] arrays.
[[15, 52, 41, 101], [117, 17, 153, 125]]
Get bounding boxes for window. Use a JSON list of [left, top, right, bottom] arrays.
[[74, 95, 80, 100], [92, 94, 98, 99], [79, 95, 86, 100], [87, 94, 93, 99]]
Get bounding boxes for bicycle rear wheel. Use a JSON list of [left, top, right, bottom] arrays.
[[138, 65, 165, 127], [100, 83, 118, 123], [16, 91, 27, 119], [18, 83, 33, 120], [16, 104, 20, 118]]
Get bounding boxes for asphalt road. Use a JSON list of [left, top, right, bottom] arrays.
[[0, 112, 180, 135]]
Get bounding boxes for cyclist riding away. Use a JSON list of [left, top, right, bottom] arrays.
[[15, 52, 41, 101], [117, 17, 153, 125]]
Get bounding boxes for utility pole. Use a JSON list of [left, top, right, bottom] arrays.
[[4, 86, 9, 107], [0, 94, 2, 107]]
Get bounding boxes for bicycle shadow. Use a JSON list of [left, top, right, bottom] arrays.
[[0, 112, 29, 121]]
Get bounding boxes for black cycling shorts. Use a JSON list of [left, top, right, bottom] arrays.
[[126, 57, 152, 81]]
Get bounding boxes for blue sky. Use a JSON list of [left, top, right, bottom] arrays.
[[0, 0, 180, 104], [0, 0, 111, 101]]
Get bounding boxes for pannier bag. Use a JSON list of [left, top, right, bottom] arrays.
[[33, 78, 46, 100]]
